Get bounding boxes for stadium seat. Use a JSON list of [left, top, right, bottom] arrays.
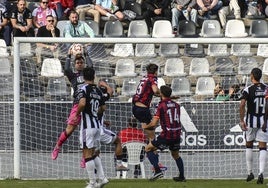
[[127, 20, 150, 38], [178, 20, 197, 37], [19, 43, 33, 57], [41, 58, 64, 77], [164, 58, 186, 77], [257, 44, 268, 58], [20, 58, 38, 77], [189, 57, 211, 76], [117, 141, 146, 179], [86, 20, 101, 37], [214, 57, 234, 75], [200, 19, 223, 37], [121, 78, 139, 97], [230, 44, 252, 56], [225, 19, 248, 37], [152, 20, 175, 38], [86, 43, 108, 60], [21, 77, 45, 101], [56, 20, 68, 37], [103, 20, 124, 37], [93, 60, 113, 77], [262, 58, 268, 75], [0, 75, 13, 100], [46, 76, 70, 101], [0, 39, 9, 57], [195, 76, 215, 95], [184, 44, 205, 57], [110, 43, 134, 57], [238, 57, 259, 75], [115, 58, 137, 77], [135, 43, 157, 57], [207, 44, 229, 57], [0, 58, 11, 75], [221, 76, 240, 91], [249, 20, 268, 38], [158, 43, 180, 57], [171, 77, 192, 96]]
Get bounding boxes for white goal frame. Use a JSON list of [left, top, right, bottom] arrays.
[[12, 37, 268, 179]]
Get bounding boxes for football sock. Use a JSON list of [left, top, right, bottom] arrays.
[[56, 131, 68, 147], [147, 151, 160, 172], [86, 157, 97, 184], [94, 156, 105, 179], [116, 154, 123, 166], [259, 148, 267, 174], [246, 147, 253, 174], [175, 157, 184, 177]]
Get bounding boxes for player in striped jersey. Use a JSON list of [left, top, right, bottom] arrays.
[[76, 67, 108, 188], [142, 85, 185, 182], [240, 68, 268, 184]]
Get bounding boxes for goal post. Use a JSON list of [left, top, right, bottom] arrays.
[[7, 36, 268, 179]]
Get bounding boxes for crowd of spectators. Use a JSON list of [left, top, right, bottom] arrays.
[[0, 0, 268, 46]]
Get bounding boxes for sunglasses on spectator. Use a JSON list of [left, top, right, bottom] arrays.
[[42, 2, 49, 4], [47, 20, 54, 23]]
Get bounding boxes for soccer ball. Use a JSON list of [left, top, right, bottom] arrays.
[[70, 43, 84, 56]]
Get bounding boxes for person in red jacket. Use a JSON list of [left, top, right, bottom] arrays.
[[49, 0, 74, 20], [118, 117, 147, 178]]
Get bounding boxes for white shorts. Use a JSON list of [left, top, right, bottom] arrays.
[[245, 128, 268, 143], [80, 127, 101, 149], [100, 126, 117, 145]]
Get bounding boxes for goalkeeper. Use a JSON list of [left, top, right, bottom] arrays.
[[51, 52, 92, 160]]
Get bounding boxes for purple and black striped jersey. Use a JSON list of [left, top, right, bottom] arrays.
[[155, 98, 181, 140], [132, 73, 158, 107], [241, 83, 267, 128]]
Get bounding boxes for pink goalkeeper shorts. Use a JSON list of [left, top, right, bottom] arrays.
[[67, 104, 81, 126]]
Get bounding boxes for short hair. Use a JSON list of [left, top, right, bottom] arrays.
[[83, 67, 95, 81], [74, 54, 85, 62], [160, 85, 172, 98], [128, 117, 137, 128], [68, 10, 78, 17], [46, 15, 53, 19], [146, 63, 158, 74], [251, 68, 262, 81]]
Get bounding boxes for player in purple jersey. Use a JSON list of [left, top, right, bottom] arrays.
[[142, 85, 185, 182], [132, 63, 160, 140], [51, 54, 94, 160], [240, 68, 268, 184]]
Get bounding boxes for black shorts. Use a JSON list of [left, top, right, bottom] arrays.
[[151, 136, 181, 151], [132, 105, 152, 124]]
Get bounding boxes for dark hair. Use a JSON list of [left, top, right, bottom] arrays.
[[75, 54, 85, 62], [83, 67, 95, 81], [146, 63, 158, 74], [128, 117, 137, 128], [46, 15, 53, 19], [251, 68, 262, 81], [160, 85, 172, 97], [68, 10, 78, 17]]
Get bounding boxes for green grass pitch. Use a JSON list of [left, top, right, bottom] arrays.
[[0, 179, 265, 188]]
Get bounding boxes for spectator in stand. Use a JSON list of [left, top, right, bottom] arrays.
[[36, 15, 60, 65], [196, 0, 223, 19], [74, 0, 100, 23], [218, 0, 241, 29], [10, 0, 34, 37], [32, 0, 57, 33], [214, 83, 241, 101], [118, 117, 146, 178], [49, 0, 74, 20], [259, 0, 268, 17], [142, 0, 172, 31], [64, 10, 95, 38], [95, 0, 124, 21], [171, 0, 197, 34], [0, 2, 11, 46]]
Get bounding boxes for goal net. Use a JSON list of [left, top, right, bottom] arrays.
[[0, 37, 265, 180]]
